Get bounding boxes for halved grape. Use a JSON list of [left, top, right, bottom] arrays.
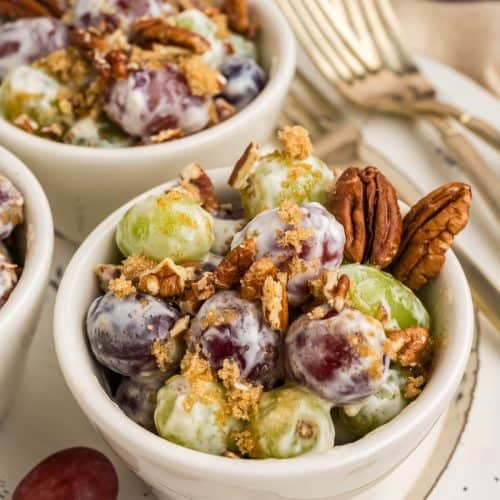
[[155, 374, 241, 455], [116, 189, 214, 263], [239, 151, 334, 218], [285, 308, 389, 404], [13, 447, 118, 500], [337, 368, 409, 438], [245, 386, 334, 459], [340, 264, 430, 330]]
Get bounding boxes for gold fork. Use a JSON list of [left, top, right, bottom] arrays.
[[278, 73, 500, 330], [276, 0, 500, 217]]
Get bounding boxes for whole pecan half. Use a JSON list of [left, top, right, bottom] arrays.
[[223, 0, 256, 37], [392, 182, 471, 291], [331, 166, 402, 268], [180, 163, 220, 213], [0, 0, 64, 18]]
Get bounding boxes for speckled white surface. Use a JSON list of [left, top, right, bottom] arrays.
[[0, 56, 498, 499]]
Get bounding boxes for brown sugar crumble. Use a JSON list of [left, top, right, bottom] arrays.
[[277, 199, 302, 227], [108, 275, 136, 297], [231, 430, 256, 456], [262, 272, 288, 331], [122, 254, 156, 280], [151, 338, 174, 371], [403, 375, 426, 399], [179, 56, 225, 96], [277, 126, 313, 161], [277, 227, 314, 254]]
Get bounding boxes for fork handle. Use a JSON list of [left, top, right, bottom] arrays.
[[409, 99, 500, 151], [425, 115, 500, 219]]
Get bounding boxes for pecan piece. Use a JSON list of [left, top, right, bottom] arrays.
[[391, 182, 471, 290], [331, 166, 402, 268], [386, 327, 431, 367], [228, 142, 260, 189], [0, 0, 64, 18], [132, 18, 210, 54], [180, 163, 219, 213], [137, 258, 194, 298], [223, 0, 256, 37], [240, 258, 277, 300], [214, 238, 256, 289]]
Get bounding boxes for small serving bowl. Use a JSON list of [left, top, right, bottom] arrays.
[[0, 0, 296, 243], [0, 147, 53, 420], [54, 167, 474, 500]]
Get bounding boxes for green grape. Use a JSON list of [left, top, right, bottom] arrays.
[[228, 34, 258, 61], [240, 152, 334, 218], [174, 9, 224, 68], [341, 264, 430, 330], [116, 189, 214, 263], [154, 375, 240, 455], [0, 65, 63, 130], [64, 115, 134, 148], [337, 368, 409, 438], [246, 386, 334, 459]]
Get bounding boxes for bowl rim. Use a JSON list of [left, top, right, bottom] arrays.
[[0, 0, 296, 164], [54, 166, 474, 478], [0, 146, 54, 334]]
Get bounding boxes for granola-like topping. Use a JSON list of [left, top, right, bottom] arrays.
[[231, 430, 256, 456], [240, 258, 277, 300], [262, 272, 288, 331], [151, 337, 175, 371], [403, 375, 426, 399], [191, 272, 216, 300], [179, 56, 225, 96], [277, 227, 314, 254], [34, 47, 91, 85], [180, 163, 219, 213], [227, 142, 260, 189], [386, 327, 431, 367], [214, 238, 256, 289], [121, 254, 156, 280], [108, 275, 136, 297], [217, 360, 262, 420], [277, 199, 302, 227], [132, 18, 211, 54], [277, 126, 313, 161]]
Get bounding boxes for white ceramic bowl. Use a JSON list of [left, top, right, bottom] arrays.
[[0, 147, 53, 420], [54, 168, 474, 500], [0, 0, 295, 243]]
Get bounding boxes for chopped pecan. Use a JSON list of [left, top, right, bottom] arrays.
[[309, 269, 350, 312], [180, 163, 219, 213], [214, 97, 236, 122], [277, 126, 313, 161], [69, 27, 109, 53], [95, 263, 122, 291], [105, 49, 129, 79], [170, 315, 191, 338], [179, 56, 225, 96], [331, 166, 402, 268], [132, 18, 211, 54], [228, 142, 260, 189], [191, 271, 216, 300], [262, 272, 288, 331], [0, 0, 64, 18], [386, 327, 431, 367], [403, 375, 426, 399], [240, 258, 277, 300], [148, 128, 184, 144], [214, 238, 256, 289], [179, 287, 201, 315], [391, 182, 471, 290], [223, 0, 256, 37], [13, 114, 38, 133], [137, 258, 193, 298]]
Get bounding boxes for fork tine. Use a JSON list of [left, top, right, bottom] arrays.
[[358, 0, 405, 73], [288, 0, 354, 82], [275, 0, 340, 85], [302, 0, 366, 78], [374, 0, 417, 71]]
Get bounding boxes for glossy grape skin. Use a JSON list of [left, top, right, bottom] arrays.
[[12, 447, 118, 500], [0, 65, 62, 129], [86, 291, 183, 377], [239, 151, 334, 219], [64, 115, 135, 148], [189, 291, 283, 389], [232, 202, 345, 305], [155, 374, 241, 455], [340, 264, 430, 330], [0, 18, 67, 79], [337, 368, 409, 439], [245, 386, 334, 459], [104, 64, 209, 138], [116, 189, 214, 263], [0, 242, 17, 308], [285, 308, 389, 405], [220, 57, 266, 109], [115, 375, 165, 432], [0, 174, 24, 240]]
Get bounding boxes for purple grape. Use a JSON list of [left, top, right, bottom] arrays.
[[71, 0, 174, 30], [0, 242, 17, 308], [115, 375, 165, 431], [13, 447, 118, 500], [104, 64, 210, 138], [220, 57, 266, 109], [285, 308, 389, 404], [189, 291, 283, 389], [0, 18, 68, 79], [0, 175, 23, 239], [232, 202, 345, 305], [86, 291, 184, 377]]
